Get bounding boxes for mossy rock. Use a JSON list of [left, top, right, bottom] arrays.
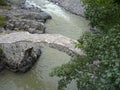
[[0, 48, 3, 56], [0, 15, 7, 28]]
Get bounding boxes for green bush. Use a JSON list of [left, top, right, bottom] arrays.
[[83, 0, 120, 32], [0, 15, 7, 28], [50, 0, 120, 90], [0, 48, 4, 57], [0, 0, 8, 6], [50, 27, 120, 90]]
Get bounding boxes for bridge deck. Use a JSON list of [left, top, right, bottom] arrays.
[[0, 32, 83, 56]]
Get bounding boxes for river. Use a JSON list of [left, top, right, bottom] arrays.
[[0, 0, 89, 90]]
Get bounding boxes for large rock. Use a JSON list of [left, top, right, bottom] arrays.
[[0, 0, 51, 34], [0, 42, 41, 73], [49, 0, 84, 17], [21, 11, 52, 22], [5, 19, 46, 34]]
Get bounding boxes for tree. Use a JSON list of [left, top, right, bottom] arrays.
[[0, 0, 8, 6], [83, 0, 120, 32], [50, 0, 120, 90], [0, 15, 7, 28]]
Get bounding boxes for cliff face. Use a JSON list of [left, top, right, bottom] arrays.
[[49, 0, 84, 17]]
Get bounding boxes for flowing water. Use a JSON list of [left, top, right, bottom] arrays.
[[0, 0, 89, 90]]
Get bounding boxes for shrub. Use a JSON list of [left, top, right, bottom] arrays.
[[83, 0, 120, 32], [50, 26, 120, 90], [0, 15, 7, 28], [50, 0, 120, 90], [0, 0, 8, 6]]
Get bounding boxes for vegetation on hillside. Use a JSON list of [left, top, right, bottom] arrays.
[[50, 0, 120, 90], [0, 0, 8, 28]]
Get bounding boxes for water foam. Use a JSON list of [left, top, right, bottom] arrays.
[[25, 0, 70, 21], [25, 0, 41, 8]]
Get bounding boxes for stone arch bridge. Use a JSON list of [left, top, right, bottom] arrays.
[[0, 32, 85, 72], [0, 32, 83, 57]]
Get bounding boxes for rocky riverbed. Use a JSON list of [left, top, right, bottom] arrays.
[[0, 0, 51, 72]]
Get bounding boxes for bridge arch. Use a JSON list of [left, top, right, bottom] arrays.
[[0, 32, 83, 57]]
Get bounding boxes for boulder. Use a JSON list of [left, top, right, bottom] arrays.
[[21, 12, 52, 22], [5, 19, 46, 34], [0, 0, 52, 34], [0, 42, 41, 73]]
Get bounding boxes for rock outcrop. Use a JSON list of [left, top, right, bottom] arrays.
[[0, 42, 41, 73], [0, 0, 52, 34], [49, 0, 84, 17]]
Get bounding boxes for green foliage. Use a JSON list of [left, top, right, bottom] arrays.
[[0, 0, 8, 6], [114, 0, 120, 4], [83, 0, 120, 32], [51, 27, 120, 90], [50, 55, 89, 90], [0, 15, 7, 28], [76, 26, 120, 90], [50, 0, 120, 90], [0, 48, 4, 57], [0, 48, 3, 55]]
